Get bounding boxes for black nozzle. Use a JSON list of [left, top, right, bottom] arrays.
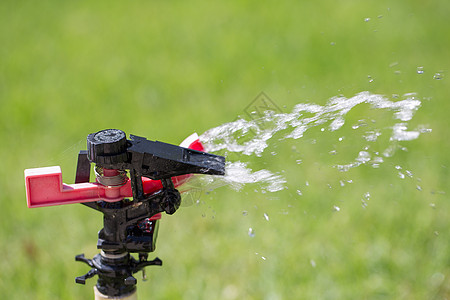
[[128, 134, 225, 179], [86, 129, 225, 179]]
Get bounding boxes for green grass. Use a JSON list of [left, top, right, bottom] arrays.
[[1, 0, 449, 299]]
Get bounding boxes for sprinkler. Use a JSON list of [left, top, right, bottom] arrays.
[[24, 129, 225, 299]]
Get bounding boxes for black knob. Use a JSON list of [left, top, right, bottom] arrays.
[[87, 129, 128, 167]]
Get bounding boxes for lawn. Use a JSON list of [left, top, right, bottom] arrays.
[[0, 0, 449, 299]]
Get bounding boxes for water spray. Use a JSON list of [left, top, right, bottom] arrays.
[[24, 129, 225, 299]]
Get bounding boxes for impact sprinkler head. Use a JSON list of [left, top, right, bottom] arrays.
[[24, 129, 225, 298]]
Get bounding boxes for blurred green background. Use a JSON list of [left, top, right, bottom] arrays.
[[0, 0, 449, 299]]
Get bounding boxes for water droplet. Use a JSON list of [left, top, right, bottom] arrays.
[[248, 228, 255, 237], [296, 159, 303, 164], [429, 203, 436, 209], [371, 156, 384, 168], [364, 130, 381, 142], [433, 72, 443, 80], [434, 231, 439, 236], [356, 151, 371, 164], [321, 128, 325, 132], [338, 137, 344, 141], [263, 213, 269, 221], [242, 211, 248, 216], [405, 170, 413, 178], [333, 205, 340, 212], [330, 42, 336, 46], [389, 62, 399, 68], [261, 256, 267, 261], [430, 272, 445, 286], [416, 185, 422, 191], [329, 150, 337, 155], [305, 181, 310, 186], [362, 193, 370, 207], [347, 180, 353, 184], [395, 165, 402, 170], [296, 189, 303, 196], [352, 120, 368, 129], [340, 180, 345, 187], [418, 126, 432, 133], [368, 75, 374, 83], [310, 259, 316, 268], [398, 172, 405, 179], [364, 17, 371, 22], [417, 66, 424, 74], [378, 15, 383, 18]]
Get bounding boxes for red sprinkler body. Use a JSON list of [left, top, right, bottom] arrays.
[[24, 129, 225, 299]]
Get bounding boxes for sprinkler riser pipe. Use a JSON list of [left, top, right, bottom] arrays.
[[94, 286, 137, 300]]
